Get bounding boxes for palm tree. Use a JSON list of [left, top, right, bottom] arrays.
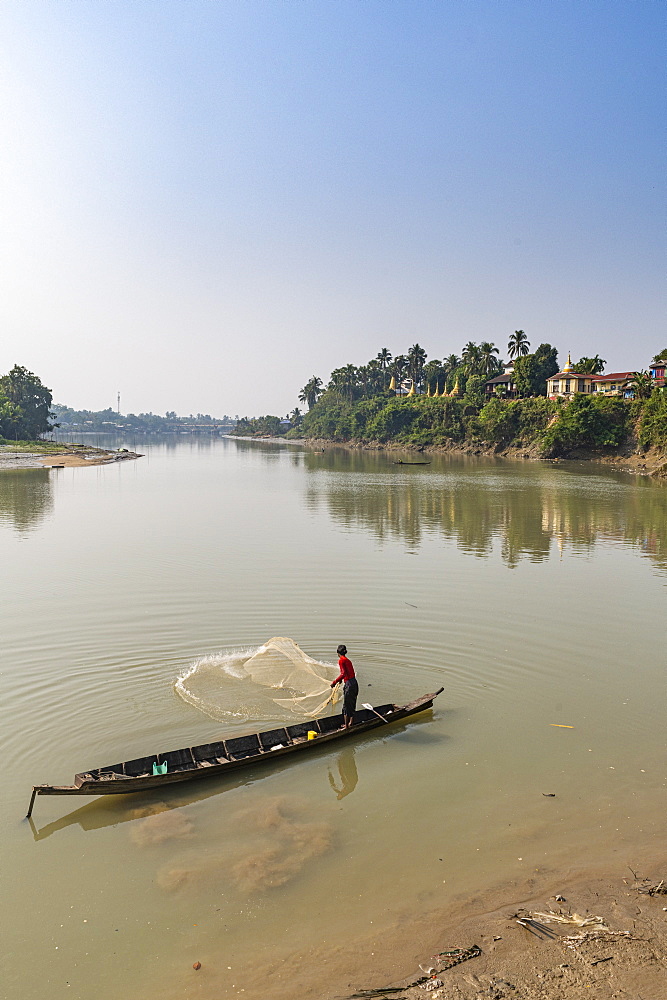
[[574, 355, 606, 375], [389, 355, 408, 394], [329, 365, 359, 402], [461, 342, 482, 376], [290, 407, 302, 426], [423, 360, 443, 395], [629, 371, 653, 399], [507, 330, 530, 359], [376, 347, 392, 389], [407, 343, 427, 390], [360, 360, 383, 397], [298, 376, 323, 410], [478, 341, 500, 377], [390, 354, 407, 377], [440, 353, 461, 394], [376, 347, 392, 371]]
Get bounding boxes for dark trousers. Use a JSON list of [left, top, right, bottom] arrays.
[[342, 678, 359, 719]]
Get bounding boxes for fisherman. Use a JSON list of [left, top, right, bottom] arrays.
[[331, 644, 358, 730]]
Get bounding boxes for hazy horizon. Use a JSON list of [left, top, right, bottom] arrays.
[[1, 1, 663, 418]]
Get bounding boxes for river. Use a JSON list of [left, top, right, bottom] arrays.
[[1, 437, 665, 999]]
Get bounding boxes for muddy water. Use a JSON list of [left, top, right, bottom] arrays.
[[1, 438, 665, 999]]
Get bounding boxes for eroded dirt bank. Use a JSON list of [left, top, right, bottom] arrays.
[[294, 437, 667, 478]]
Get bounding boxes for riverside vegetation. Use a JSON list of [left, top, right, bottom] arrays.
[[0, 366, 54, 443], [234, 340, 667, 461], [294, 391, 667, 457], [0, 364, 235, 445]]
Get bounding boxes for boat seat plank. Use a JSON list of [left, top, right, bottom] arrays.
[[224, 734, 261, 760], [285, 721, 314, 740], [192, 741, 227, 764], [353, 708, 375, 724], [259, 728, 290, 750], [317, 714, 344, 734], [159, 747, 195, 771], [124, 754, 158, 777]]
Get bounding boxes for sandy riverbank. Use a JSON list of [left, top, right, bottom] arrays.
[[0, 447, 143, 470], [340, 864, 667, 1000], [215, 860, 666, 1000]]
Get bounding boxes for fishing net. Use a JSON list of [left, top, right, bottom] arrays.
[[243, 637, 341, 716]]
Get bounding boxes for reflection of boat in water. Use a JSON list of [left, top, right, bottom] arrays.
[[27, 690, 443, 819]]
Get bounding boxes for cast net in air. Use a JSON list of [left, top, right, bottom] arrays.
[[243, 637, 341, 716]]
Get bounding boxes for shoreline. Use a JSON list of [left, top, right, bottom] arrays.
[[231, 433, 667, 478], [325, 859, 667, 1000], [0, 445, 143, 471], [151, 854, 667, 999]]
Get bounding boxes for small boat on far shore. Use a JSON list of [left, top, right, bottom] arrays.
[[394, 460, 431, 465], [26, 688, 444, 818]]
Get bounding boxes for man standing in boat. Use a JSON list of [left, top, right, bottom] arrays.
[[331, 644, 358, 730]]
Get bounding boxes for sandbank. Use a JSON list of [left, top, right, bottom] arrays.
[[0, 447, 142, 471]]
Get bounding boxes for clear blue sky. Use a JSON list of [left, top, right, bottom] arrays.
[[0, 0, 664, 417]]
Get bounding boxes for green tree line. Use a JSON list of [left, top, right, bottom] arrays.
[[0, 366, 54, 441], [296, 336, 565, 409], [0, 364, 238, 442], [297, 390, 666, 456], [299, 338, 515, 409], [289, 339, 667, 457], [53, 405, 235, 433], [234, 335, 665, 457]]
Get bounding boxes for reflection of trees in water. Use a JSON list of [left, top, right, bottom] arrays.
[[230, 438, 287, 463], [304, 464, 667, 571], [0, 469, 54, 534], [540, 478, 667, 571], [302, 450, 399, 474], [306, 478, 550, 564]]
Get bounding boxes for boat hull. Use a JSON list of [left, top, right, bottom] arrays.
[[27, 689, 443, 814]]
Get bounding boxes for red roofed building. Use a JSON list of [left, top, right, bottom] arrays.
[[546, 355, 595, 399], [590, 372, 636, 396]]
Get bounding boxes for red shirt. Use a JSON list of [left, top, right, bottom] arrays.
[[333, 655, 355, 685]]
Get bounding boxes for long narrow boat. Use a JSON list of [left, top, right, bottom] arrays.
[[27, 689, 443, 817]]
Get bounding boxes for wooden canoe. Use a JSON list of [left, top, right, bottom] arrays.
[[26, 688, 444, 817]]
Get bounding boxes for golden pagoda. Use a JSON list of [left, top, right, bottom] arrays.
[[563, 352, 573, 372], [450, 377, 462, 397], [388, 375, 396, 391], [426, 384, 431, 397], [406, 380, 416, 397]]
